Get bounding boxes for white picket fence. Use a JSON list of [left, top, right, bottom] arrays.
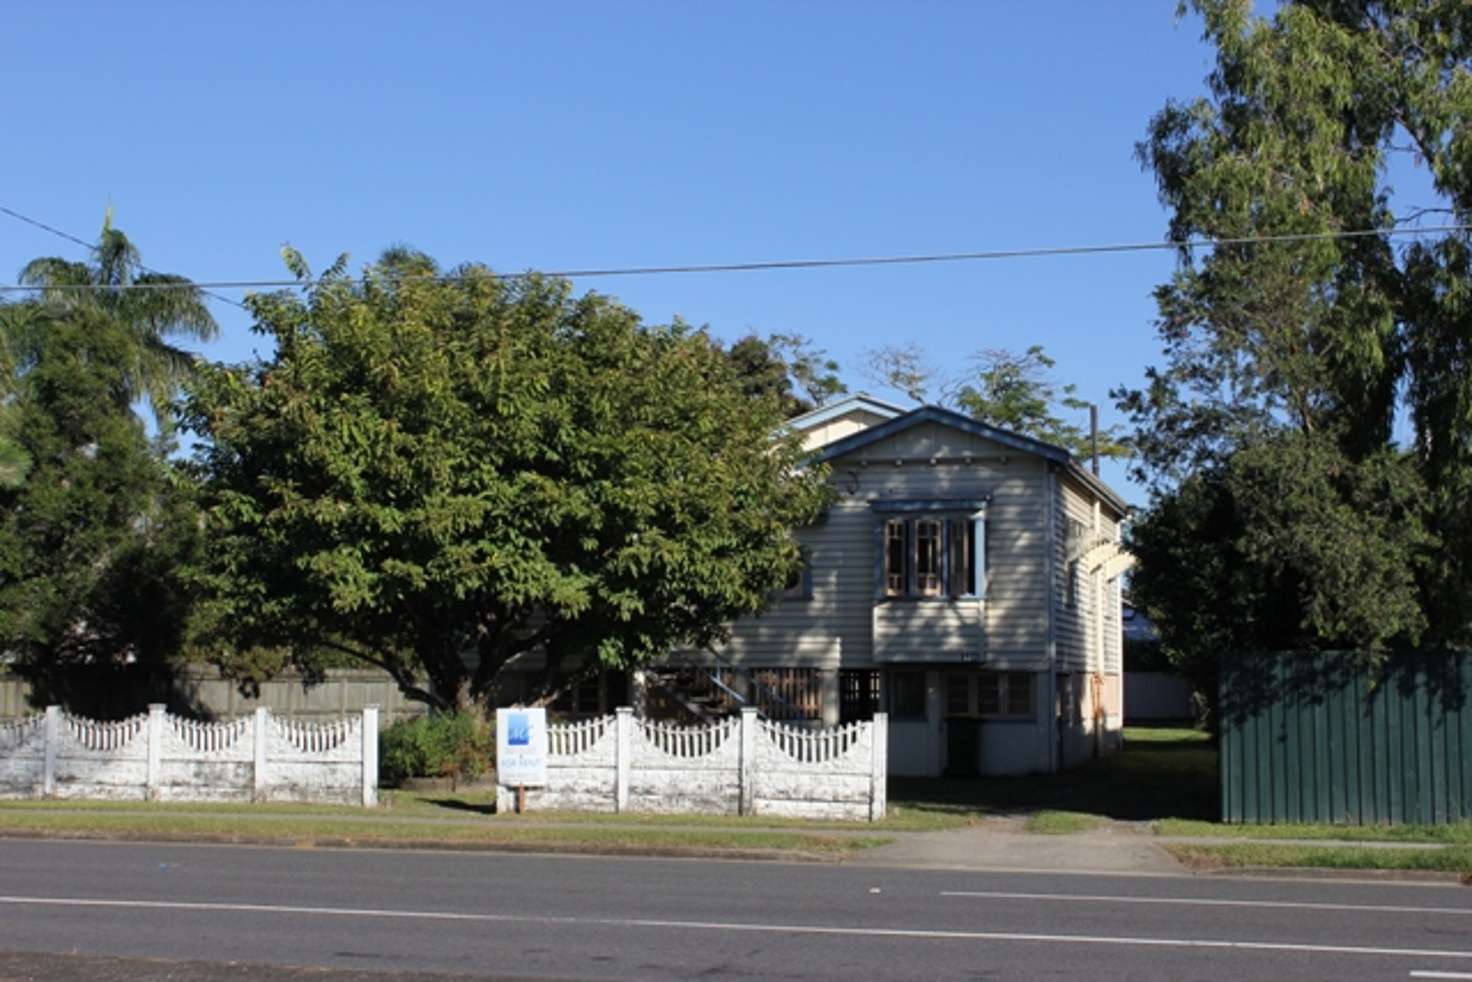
[[499, 707, 887, 821], [0, 704, 378, 806]]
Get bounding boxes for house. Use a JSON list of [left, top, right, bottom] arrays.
[[656, 393, 1134, 777]]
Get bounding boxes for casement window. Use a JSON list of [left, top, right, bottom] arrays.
[[977, 671, 1034, 719], [889, 670, 928, 720], [839, 669, 883, 723], [880, 514, 982, 599], [884, 521, 907, 595], [945, 670, 1033, 719], [914, 519, 942, 596]]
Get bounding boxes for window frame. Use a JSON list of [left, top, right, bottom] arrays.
[[888, 669, 928, 720], [878, 510, 985, 601], [977, 671, 1035, 721]]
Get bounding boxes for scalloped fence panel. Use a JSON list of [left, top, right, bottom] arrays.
[[0, 705, 378, 806], [499, 708, 887, 821]]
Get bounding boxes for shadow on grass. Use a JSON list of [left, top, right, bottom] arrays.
[[891, 727, 1218, 824], [409, 796, 497, 816]]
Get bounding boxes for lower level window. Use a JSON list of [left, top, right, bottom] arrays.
[[840, 670, 882, 723], [889, 670, 927, 719], [978, 672, 1033, 719]]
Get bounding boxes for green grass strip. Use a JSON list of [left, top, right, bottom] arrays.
[[1166, 842, 1472, 874], [1158, 818, 1472, 845], [0, 809, 889, 856], [1024, 810, 1102, 835]]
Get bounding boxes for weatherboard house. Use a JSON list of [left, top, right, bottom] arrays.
[[655, 394, 1134, 778]]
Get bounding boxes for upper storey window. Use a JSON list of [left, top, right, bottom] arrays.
[[881, 514, 981, 599]]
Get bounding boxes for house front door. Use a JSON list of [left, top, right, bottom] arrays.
[[943, 671, 980, 777]]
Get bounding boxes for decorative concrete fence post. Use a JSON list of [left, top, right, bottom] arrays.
[[869, 712, 888, 821], [361, 705, 378, 807], [252, 707, 269, 802], [738, 707, 757, 816], [42, 705, 60, 797], [614, 707, 632, 813], [145, 704, 166, 800]]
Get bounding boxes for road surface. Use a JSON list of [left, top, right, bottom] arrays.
[[0, 839, 1469, 981]]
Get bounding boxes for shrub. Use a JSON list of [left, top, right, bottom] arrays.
[[379, 712, 494, 787]]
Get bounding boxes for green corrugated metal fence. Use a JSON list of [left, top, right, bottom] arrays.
[[1219, 651, 1472, 824]]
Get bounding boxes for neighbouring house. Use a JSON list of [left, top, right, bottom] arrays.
[[643, 393, 1134, 778]]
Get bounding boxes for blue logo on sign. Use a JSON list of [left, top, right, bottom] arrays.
[[507, 713, 531, 747]]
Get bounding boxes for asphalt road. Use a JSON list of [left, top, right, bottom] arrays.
[[1, 840, 1470, 981]]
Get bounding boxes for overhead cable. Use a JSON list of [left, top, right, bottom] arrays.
[[0, 222, 1465, 295]]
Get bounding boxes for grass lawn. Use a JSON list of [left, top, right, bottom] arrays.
[[1157, 817, 1472, 845], [1167, 842, 1472, 877], [395, 792, 969, 832], [0, 800, 889, 857], [1023, 810, 1102, 835], [889, 725, 1218, 828]]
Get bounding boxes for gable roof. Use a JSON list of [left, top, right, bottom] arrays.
[[784, 392, 907, 433], [813, 404, 1130, 516]]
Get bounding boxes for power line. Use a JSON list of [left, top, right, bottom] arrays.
[[0, 205, 249, 310], [0, 222, 1466, 295]]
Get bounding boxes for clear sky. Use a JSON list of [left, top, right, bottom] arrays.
[[1, 2, 1224, 504]]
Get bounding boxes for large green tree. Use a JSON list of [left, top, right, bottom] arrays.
[[1121, 0, 1472, 692], [0, 221, 211, 689], [184, 250, 831, 712], [0, 303, 197, 678]]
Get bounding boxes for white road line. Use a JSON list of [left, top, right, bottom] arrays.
[[940, 890, 1472, 917], [1409, 971, 1472, 979], [1, 895, 1470, 962]]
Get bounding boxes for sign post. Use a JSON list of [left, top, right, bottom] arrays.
[[496, 707, 548, 813]]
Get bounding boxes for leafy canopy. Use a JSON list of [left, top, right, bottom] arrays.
[[723, 332, 846, 417], [184, 249, 831, 710], [1121, 0, 1472, 689], [0, 295, 196, 680], [860, 343, 1129, 460]]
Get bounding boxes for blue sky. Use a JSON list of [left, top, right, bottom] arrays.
[[2, 2, 1228, 503]]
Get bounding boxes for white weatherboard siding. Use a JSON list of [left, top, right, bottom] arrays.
[[887, 718, 935, 776], [690, 409, 1132, 778], [1054, 471, 1126, 676], [799, 409, 897, 452], [718, 422, 1051, 672], [1053, 470, 1127, 763], [980, 717, 1050, 775]]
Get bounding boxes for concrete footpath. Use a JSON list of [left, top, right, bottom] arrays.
[[851, 821, 1187, 874]]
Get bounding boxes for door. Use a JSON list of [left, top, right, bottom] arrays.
[[944, 671, 980, 777]]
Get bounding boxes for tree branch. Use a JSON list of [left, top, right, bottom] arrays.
[[313, 637, 447, 710]]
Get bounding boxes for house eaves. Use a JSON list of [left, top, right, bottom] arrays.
[[784, 392, 907, 433], [813, 404, 1130, 517]]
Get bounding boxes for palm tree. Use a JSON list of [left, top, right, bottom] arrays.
[[15, 213, 218, 429]]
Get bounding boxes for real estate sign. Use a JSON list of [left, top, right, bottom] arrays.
[[496, 707, 548, 786]]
